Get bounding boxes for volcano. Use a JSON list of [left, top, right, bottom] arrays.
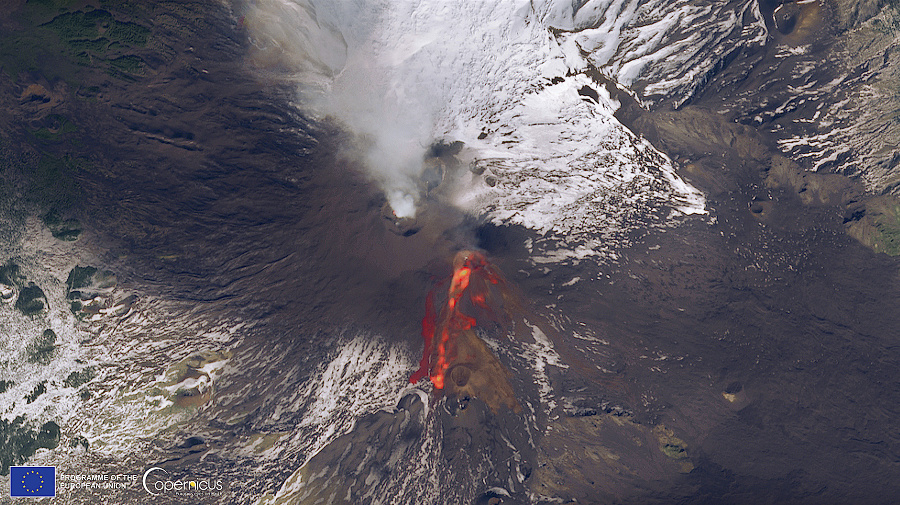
[[1, 1, 899, 504]]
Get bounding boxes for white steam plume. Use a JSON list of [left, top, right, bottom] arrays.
[[242, 0, 443, 219], [241, 0, 708, 239]]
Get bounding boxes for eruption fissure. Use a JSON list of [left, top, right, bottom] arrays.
[[410, 251, 504, 391]]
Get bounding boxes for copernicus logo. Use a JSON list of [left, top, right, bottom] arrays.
[[10, 466, 56, 497], [142, 467, 224, 496]]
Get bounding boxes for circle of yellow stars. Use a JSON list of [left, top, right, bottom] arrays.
[[21, 469, 45, 493]]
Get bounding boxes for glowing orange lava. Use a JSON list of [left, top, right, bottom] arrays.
[[409, 250, 617, 413], [410, 251, 503, 390]]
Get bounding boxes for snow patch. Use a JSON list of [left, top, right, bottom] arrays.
[[294, 334, 414, 464]]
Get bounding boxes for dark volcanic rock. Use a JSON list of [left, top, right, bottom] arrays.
[[271, 392, 534, 505], [25, 381, 46, 403], [0, 261, 24, 304], [0, 1, 898, 504], [69, 435, 89, 451]]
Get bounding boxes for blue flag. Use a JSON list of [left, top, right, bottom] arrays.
[[9, 466, 56, 497]]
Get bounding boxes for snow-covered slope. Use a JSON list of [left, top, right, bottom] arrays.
[[542, 0, 767, 107], [243, 0, 710, 253]]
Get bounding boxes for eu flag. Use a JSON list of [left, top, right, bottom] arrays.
[[10, 466, 56, 497]]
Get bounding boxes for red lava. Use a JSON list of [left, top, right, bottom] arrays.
[[409, 250, 505, 390]]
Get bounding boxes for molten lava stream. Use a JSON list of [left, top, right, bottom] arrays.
[[409, 250, 518, 411]]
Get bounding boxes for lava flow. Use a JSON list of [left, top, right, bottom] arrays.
[[410, 250, 519, 412]]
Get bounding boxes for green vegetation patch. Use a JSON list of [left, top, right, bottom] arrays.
[[0, 6, 150, 81], [0, 380, 13, 394], [75, 85, 102, 100], [662, 442, 688, 459], [66, 265, 118, 318], [66, 265, 97, 296], [42, 8, 152, 49], [64, 367, 95, 388], [108, 55, 145, 78], [26, 330, 56, 365], [5, 152, 87, 241], [67, 37, 110, 53], [26, 154, 83, 213], [40, 9, 150, 78], [66, 266, 115, 297], [15, 284, 48, 316], [103, 19, 150, 47], [31, 114, 79, 143], [0, 417, 60, 475], [862, 198, 900, 256], [873, 208, 900, 255], [41, 209, 82, 241], [42, 9, 110, 40]]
